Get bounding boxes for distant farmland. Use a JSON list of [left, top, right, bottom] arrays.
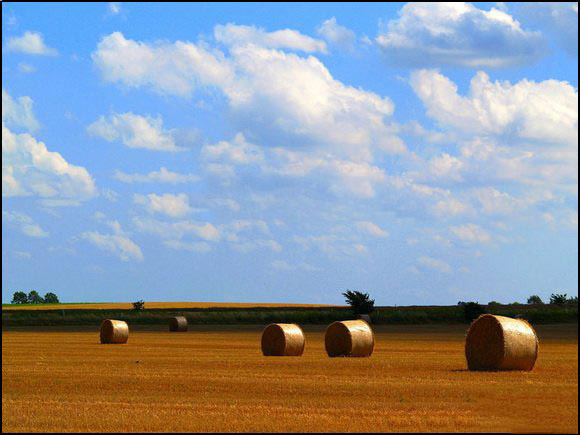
[[2, 302, 577, 327]]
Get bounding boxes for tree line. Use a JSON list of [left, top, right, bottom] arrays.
[[10, 291, 60, 304]]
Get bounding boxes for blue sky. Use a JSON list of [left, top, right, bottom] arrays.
[[2, 2, 578, 305]]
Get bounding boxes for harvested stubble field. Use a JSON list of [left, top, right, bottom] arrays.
[[2, 324, 577, 433]]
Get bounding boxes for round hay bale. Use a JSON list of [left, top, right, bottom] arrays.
[[261, 323, 305, 356], [465, 314, 539, 371], [169, 316, 188, 332], [100, 319, 129, 344], [325, 319, 374, 357]]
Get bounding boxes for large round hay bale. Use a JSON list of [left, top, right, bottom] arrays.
[[100, 319, 129, 344], [465, 314, 539, 371], [169, 316, 188, 332], [261, 323, 305, 356], [325, 319, 374, 357]]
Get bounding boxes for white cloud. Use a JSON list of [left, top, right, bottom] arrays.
[[202, 133, 264, 164], [356, 221, 389, 238], [133, 193, 194, 218], [82, 230, 144, 261], [114, 167, 199, 183], [410, 69, 578, 146], [377, 3, 545, 67], [108, 2, 121, 15], [417, 256, 452, 273], [92, 31, 234, 97], [88, 112, 182, 152], [17, 63, 36, 74], [450, 223, 492, 243], [316, 17, 356, 51], [2, 210, 49, 237], [515, 2, 578, 57], [3, 94, 97, 203], [6, 31, 58, 56], [431, 197, 472, 217], [215, 23, 327, 53], [133, 216, 220, 242], [2, 89, 40, 131]]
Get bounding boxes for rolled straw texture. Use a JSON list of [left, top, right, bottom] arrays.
[[100, 319, 129, 344], [261, 323, 305, 356], [169, 316, 188, 332], [325, 319, 374, 357], [465, 314, 539, 371]]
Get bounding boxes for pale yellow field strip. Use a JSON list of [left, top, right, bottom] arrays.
[[4, 301, 343, 310]]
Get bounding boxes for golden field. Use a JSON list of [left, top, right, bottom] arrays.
[[2, 323, 577, 433], [3, 301, 340, 310]]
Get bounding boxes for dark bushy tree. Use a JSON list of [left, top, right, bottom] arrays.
[[11, 291, 29, 304], [133, 300, 145, 310], [527, 295, 543, 304], [27, 290, 44, 304], [43, 292, 60, 304], [463, 302, 486, 323], [342, 290, 375, 315], [550, 293, 568, 305]]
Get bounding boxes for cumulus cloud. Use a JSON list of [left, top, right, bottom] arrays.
[[450, 223, 492, 243], [6, 31, 58, 56], [417, 256, 452, 273], [108, 2, 121, 15], [92, 31, 234, 96], [82, 230, 143, 261], [3, 92, 97, 204], [2, 89, 40, 131], [316, 17, 356, 51], [215, 23, 327, 53], [2, 210, 49, 237], [114, 167, 199, 184], [87, 112, 182, 151], [376, 2, 545, 68], [356, 221, 389, 238], [133, 216, 220, 242], [514, 2, 578, 57], [410, 69, 578, 145], [202, 133, 264, 164], [133, 193, 195, 218]]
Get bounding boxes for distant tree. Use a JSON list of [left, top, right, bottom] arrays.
[[11, 291, 29, 304], [43, 292, 60, 304], [457, 301, 467, 306], [132, 300, 145, 310], [27, 290, 44, 304], [567, 296, 578, 305], [550, 293, 568, 305], [463, 302, 486, 323], [527, 295, 543, 304], [342, 290, 375, 315], [487, 301, 501, 308]]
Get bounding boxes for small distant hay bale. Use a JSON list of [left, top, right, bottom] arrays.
[[169, 316, 188, 332], [359, 314, 371, 324], [261, 323, 305, 356], [325, 320, 374, 357], [465, 314, 539, 371], [100, 319, 129, 344]]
